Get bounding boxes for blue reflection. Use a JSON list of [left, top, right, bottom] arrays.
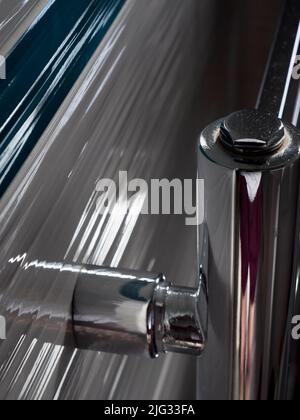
[[0, 0, 125, 197]]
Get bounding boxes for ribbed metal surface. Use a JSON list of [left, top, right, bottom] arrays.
[[0, 0, 49, 56], [0, 0, 281, 400], [0, 0, 211, 400], [0, 0, 125, 197]]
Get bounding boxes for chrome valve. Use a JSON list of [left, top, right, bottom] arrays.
[[2, 109, 300, 401], [3, 259, 206, 358]]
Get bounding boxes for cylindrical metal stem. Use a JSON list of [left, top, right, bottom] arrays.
[[197, 110, 300, 400], [1, 258, 205, 358], [73, 267, 165, 358]]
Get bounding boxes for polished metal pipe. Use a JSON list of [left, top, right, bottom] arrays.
[[73, 267, 166, 358], [197, 109, 300, 400], [2, 258, 205, 358], [74, 267, 205, 357]]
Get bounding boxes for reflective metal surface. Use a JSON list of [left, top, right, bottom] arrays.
[[196, 0, 300, 400], [74, 267, 165, 357], [258, 0, 300, 117], [0, 0, 125, 197], [262, 0, 300, 401], [159, 282, 206, 356], [4, 258, 180, 358], [198, 109, 300, 400], [220, 110, 285, 155], [75, 267, 206, 357], [0, 0, 282, 400], [0, 0, 210, 399], [2, 255, 206, 360], [0, 0, 49, 57]]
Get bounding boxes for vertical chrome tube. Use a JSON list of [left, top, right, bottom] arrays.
[[197, 110, 300, 400]]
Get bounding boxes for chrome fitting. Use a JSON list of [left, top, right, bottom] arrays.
[[73, 266, 206, 358]]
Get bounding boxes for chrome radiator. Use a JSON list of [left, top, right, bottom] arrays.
[[1, 0, 298, 401]]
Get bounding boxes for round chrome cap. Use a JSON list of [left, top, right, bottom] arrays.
[[220, 109, 285, 156]]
